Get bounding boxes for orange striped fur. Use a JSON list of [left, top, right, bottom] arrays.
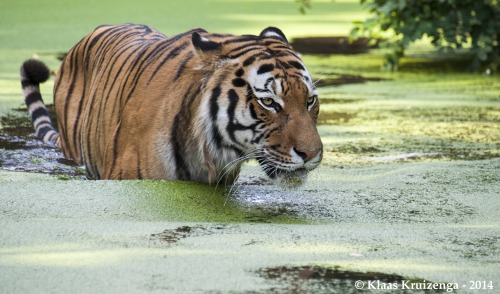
[[21, 24, 322, 184]]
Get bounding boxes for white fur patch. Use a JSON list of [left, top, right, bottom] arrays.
[[248, 66, 284, 109], [33, 116, 52, 128], [304, 152, 322, 170], [27, 100, 46, 116], [22, 85, 39, 98], [262, 31, 282, 39], [41, 129, 57, 143]]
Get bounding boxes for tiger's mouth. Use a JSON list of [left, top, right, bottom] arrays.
[[257, 158, 309, 187], [270, 167, 308, 188], [264, 167, 307, 179]]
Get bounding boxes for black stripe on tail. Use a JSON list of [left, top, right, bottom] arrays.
[[20, 59, 59, 145]]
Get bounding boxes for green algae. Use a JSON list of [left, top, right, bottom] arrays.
[[0, 170, 308, 224], [1, 157, 499, 293], [130, 180, 310, 224], [307, 50, 500, 166]]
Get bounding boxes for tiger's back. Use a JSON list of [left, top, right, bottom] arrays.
[[21, 24, 323, 184]]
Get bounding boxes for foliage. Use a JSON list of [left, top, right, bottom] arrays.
[[351, 0, 500, 72]]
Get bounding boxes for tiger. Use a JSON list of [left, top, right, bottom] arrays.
[[20, 24, 323, 185]]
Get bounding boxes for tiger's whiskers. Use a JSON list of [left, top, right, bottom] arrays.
[[312, 70, 337, 88], [212, 149, 265, 203]]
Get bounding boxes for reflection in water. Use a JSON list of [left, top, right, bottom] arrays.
[[258, 266, 445, 294], [0, 110, 83, 176]]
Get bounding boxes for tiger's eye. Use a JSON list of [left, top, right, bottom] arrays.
[[262, 98, 274, 106], [307, 96, 316, 105]]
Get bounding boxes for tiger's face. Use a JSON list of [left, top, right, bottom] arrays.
[[243, 57, 322, 183], [193, 27, 322, 184]]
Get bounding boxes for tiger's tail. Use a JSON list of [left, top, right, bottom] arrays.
[[20, 59, 60, 146]]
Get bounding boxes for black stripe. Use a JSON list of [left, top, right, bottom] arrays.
[[232, 78, 246, 87], [174, 52, 194, 80], [24, 92, 42, 106], [144, 41, 176, 73], [269, 45, 294, 51], [226, 89, 240, 144], [96, 29, 145, 89], [171, 115, 190, 180], [242, 56, 256, 67], [112, 45, 149, 103], [249, 103, 258, 120], [30, 107, 49, 121], [68, 41, 88, 158], [263, 40, 293, 50], [210, 86, 221, 121], [241, 54, 273, 66], [34, 121, 52, 130], [276, 59, 292, 69], [280, 48, 302, 59], [251, 128, 268, 144], [269, 148, 289, 157], [264, 77, 274, 89], [257, 64, 274, 74], [99, 34, 154, 115], [263, 40, 285, 46], [148, 43, 187, 85], [170, 84, 200, 180], [209, 86, 224, 149], [108, 122, 122, 179], [137, 156, 143, 179], [288, 60, 305, 70], [228, 46, 263, 59], [226, 89, 258, 147], [227, 42, 259, 54], [86, 25, 128, 64], [210, 33, 232, 38], [223, 36, 259, 44], [48, 132, 59, 143], [253, 86, 271, 93], [90, 26, 136, 70], [21, 80, 34, 88], [36, 126, 54, 138]]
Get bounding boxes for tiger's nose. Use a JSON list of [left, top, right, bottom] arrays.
[[293, 147, 321, 163]]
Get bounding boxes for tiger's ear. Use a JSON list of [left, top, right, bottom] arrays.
[[259, 27, 288, 43], [192, 32, 222, 64]]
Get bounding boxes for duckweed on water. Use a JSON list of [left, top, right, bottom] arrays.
[[257, 265, 446, 294], [129, 180, 310, 224], [310, 52, 500, 165]]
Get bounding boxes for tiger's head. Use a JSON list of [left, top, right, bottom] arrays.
[[192, 27, 322, 186]]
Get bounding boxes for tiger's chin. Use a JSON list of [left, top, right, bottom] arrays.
[[265, 167, 309, 189]]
